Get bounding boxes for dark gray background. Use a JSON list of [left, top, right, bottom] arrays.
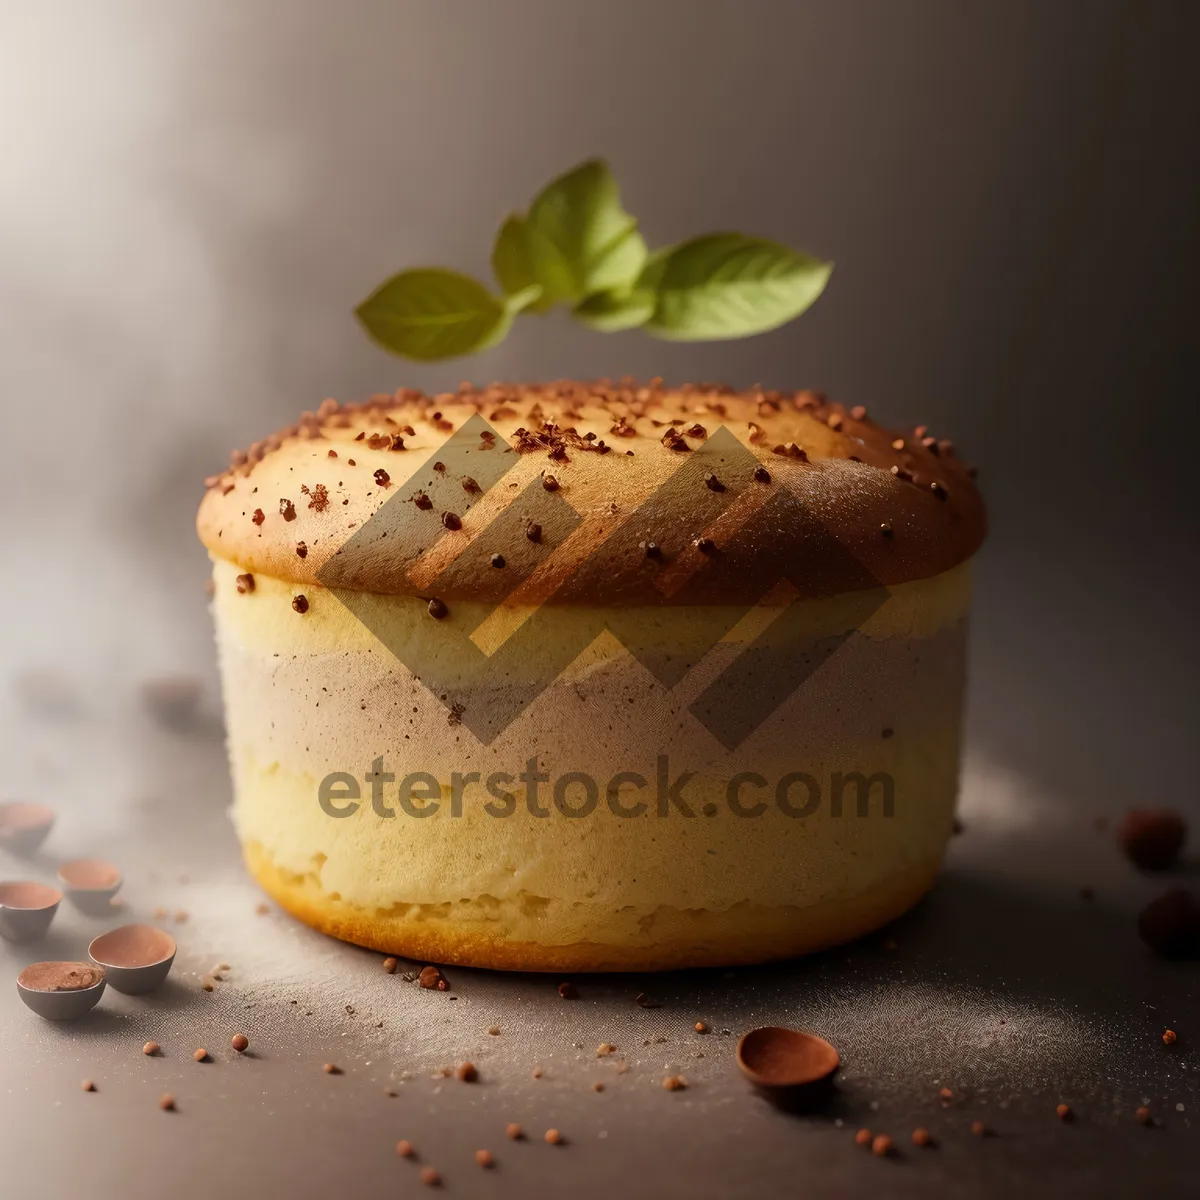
[[0, 1, 1197, 1196]]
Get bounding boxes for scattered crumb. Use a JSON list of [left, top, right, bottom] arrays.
[[558, 982, 577, 999], [871, 1135, 894, 1157], [531, 1067, 543, 1079], [419, 1166, 440, 1187], [474, 1149, 494, 1168], [323, 1063, 340, 1075], [544, 1129, 562, 1145], [396, 1140, 415, 1158], [1056, 1103, 1073, 1121], [911, 1128, 933, 1147], [456, 1062, 478, 1082], [592, 1081, 605, 1092], [81, 1080, 96, 1092], [231, 1034, 249, 1053], [487, 1025, 501, 1036], [382, 956, 398, 974], [158, 1094, 175, 1111], [694, 1021, 708, 1034], [597, 1043, 616, 1057], [970, 1121, 989, 1137], [855, 1129, 873, 1147], [193, 1049, 208, 1062], [1135, 1107, 1153, 1125], [506, 1123, 524, 1140], [1163, 1029, 1178, 1045], [142, 1042, 160, 1056], [662, 1075, 687, 1091]]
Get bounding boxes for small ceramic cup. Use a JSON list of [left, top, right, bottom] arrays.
[[0, 881, 63, 943], [16, 961, 107, 1020], [88, 924, 176, 994], [58, 858, 123, 916], [0, 803, 56, 856]]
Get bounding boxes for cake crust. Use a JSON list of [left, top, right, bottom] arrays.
[[197, 382, 985, 603], [245, 840, 941, 972]]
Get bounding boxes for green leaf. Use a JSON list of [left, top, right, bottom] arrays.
[[642, 233, 832, 341], [504, 283, 544, 315], [355, 269, 512, 361], [526, 159, 647, 301], [574, 287, 656, 332], [490, 216, 574, 312]]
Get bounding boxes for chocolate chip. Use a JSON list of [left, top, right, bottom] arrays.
[[693, 537, 716, 555], [292, 595, 309, 614], [427, 598, 448, 620], [413, 491, 432, 510], [280, 499, 297, 521], [296, 541, 308, 558], [557, 981, 577, 999], [542, 475, 560, 491], [525, 522, 542, 543], [231, 1034, 249, 1052], [490, 554, 506, 568], [441, 512, 462, 531], [704, 473, 725, 492], [1138, 889, 1200, 957], [753, 465, 771, 483], [235, 573, 255, 594], [1119, 809, 1187, 870], [374, 468, 390, 487]]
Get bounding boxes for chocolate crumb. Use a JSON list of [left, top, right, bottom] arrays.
[[251, 509, 265, 527], [82, 1079, 96, 1092], [296, 542, 308, 558], [231, 1034, 249, 1052], [413, 491, 432, 510], [1056, 1103, 1073, 1121], [871, 1134, 893, 1157], [143, 1042, 160, 1056], [235, 573, 255, 594], [427, 598, 448, 620], [970, 1121, 989, 1137], [662, 1075, 687, 1091], [544, 1129, 562, 1145], [542, 475, 560, 491], [592, 1081, 605, 1092], [323, 1063, 340, 1074], [1135, 1106, 1153, 1125], [441, 511, 462, 531], [911, 1128, 933, 1147], [382, 957, 398, 974], [374, 469, 391, 488], [704, 473, 725, 492], [280, 499, 297, 521], [462, 476, 480, 494], [292, 595, 309, 614], [419, 1166, 440, 1187], [855, 1128, 873, 1148], [558, 981, 577, 999], [506, 1123, 524, 1140], [396, 1140, 415, 1158], [418, 965, 447, 990], [158, 1094, 175, 1111], [487, 1025, 500, 1036], [1163, 1029, 1177, 1045], [525, 522, 542, 543], [456, 1062, 478, 1082], [327, 449, 338, 459], [491, 554, 506, 568], [753, 465, 771, 483], [475, 1149, 494, 1168]]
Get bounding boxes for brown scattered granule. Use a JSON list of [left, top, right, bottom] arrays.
[[544, 1129, 562, 1145], [419, 1166, 440, 1187], [855, 1128, 873, 1148], [158, 1094, 175, 1111], [1119, 809, 1187, 871], [474, 1150, 494, 1168], [557, 981, 577, 999], [441, 511, 461, 531], [911, 1128, 933, 1147], [693, 1021, 710, 1034], [231, 1034, 249, 1053], [143, 1041, 160, 1056], [592, 1081, 605, 1092], [306, 483, 330, 511], [193, 1049, 208, 1062], [81, 1080, 96, 1092], [938, 1087, 954, 1101], [531, 1067, 543, 1079], [201, 977, 215, 992], [487, 1025, 501, 1036], [1135, 1106, 1153, 1125], [235, 574, 255, 594], [662, 1075, 687, 1091], [970, 1121, 989, 1137], [456, 1062, 478, 1082], [542, 474, 560, 491], [871, 1135, 893, 1157], [1163, 1029, 1178, 1045], [396, 1140, 415, 1158], [597, 1043, 616, 1057], [373, 469, 391, 488], [251, 509, 265, 527], [323, 1063, 340, 1074], [1056, 1104, 1073, 1121], [382, 956, 398, 974], [279, 499, 297, 521], [426, 598, 448, 620], [506, 1123, 524, 1140], [292, 595, 309, 614], [418, 965, 447, 990]]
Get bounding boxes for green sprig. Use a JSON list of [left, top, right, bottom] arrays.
[[355, 159, 832, 361]]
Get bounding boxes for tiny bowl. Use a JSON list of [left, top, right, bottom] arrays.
[[17, 961, 107, 1020], [736, 1026, 841, 1108], [58, 858, 123, 916], [0, 881, 63, 943], [0, 803, 56, 856], [88, 924, 176, 994]]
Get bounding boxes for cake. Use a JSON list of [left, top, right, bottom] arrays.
[[197, 381, 985, 970]]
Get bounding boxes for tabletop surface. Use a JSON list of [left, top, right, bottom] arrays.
[[1, 612, 1197, 1200]]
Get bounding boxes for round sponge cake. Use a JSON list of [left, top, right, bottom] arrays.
[[198, 381, 985, 970]]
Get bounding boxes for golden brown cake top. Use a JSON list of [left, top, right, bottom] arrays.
[[197, 380, 985, 603]]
